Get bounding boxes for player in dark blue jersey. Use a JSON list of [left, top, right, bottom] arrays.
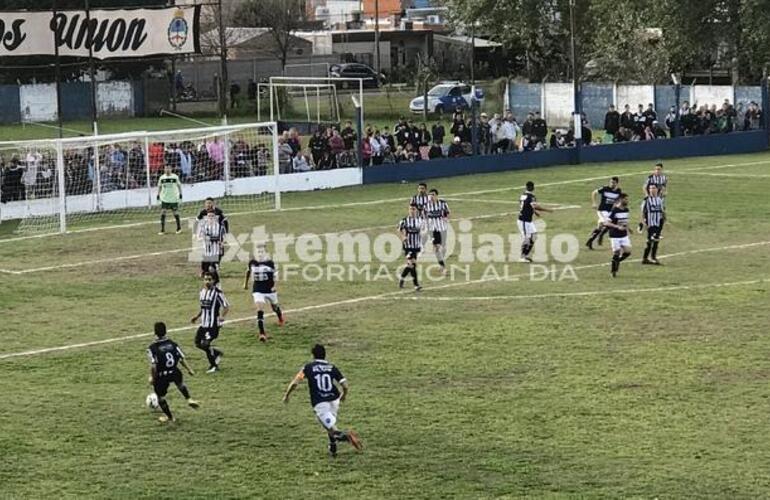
[[147, 322, 199, 423], [282, 344, 363, 457], [586, 176, 622, 250], [517, 181, 552, 262], [604, 193, 632, 277], [243, 247, 285, 343]]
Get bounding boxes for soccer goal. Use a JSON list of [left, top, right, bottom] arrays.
[[0, 122, 281, 236]]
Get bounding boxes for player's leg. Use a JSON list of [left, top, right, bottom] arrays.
[[253, 295, 268, 342], [194, 327, 219, 371], [521, 232, 536, 262], [433, 231, 446, 271], [153, 378, 174, 422], [643, 226, 654, 263], [172, 370, 199, 408], [159, 207, 168, 234], [172, 207, 182, 233], [399, 251, 414, 289], [267, 295, 285, 326], [586, 213, 604, 249], [650, 226, 662, 263], [610, 239, 621, 277]]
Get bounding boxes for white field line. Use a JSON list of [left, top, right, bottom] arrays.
[[444, 197, 581, 210], [675, 172, 770, 179], [2, 158, 767, 244], [1, 238, 769, 361], [0, 210, 524, 275], [379, 278, 770, 302]]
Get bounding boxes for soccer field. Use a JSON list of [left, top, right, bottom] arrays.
[[2, 151, 770, 498]]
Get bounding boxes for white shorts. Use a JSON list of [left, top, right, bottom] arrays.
[[313, 399, 340, 429], [517, 220, 537, 237], [610, 236, 631, 252], [597, 210, 611, 224], [252, 292, 278, 305]]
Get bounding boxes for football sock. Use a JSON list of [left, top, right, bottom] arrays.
[[174, 214, 181, 231], [177, 383, 191, 400], [597, 227, 609, 243], [333, 430, 349, 442], [160, 213, 166, 232], [644, 242, 652, 260], [257, 310, 265, 334], [271, 304, 284, 321], [205, 347, 217, 367], [651, 241, 659, 259], [158, 399, 173, 420], [328, 435, 338, 455], [587, 228, 601, 243], [438, 259, 445, 268], [619, 251, 631, 262], [521, 239, 533, 257], [411, 266, 419, 286], [611, 253, 621, 273]]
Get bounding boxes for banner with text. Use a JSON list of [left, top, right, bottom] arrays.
[[0, 6, 200, 59]]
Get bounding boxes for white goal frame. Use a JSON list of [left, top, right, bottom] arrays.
[[0, 122, 281, 234], [269, 76, 365, 125]]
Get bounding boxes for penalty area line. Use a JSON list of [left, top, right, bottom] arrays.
[[1, 238, 770, 360], [378, 278, 770, 301]]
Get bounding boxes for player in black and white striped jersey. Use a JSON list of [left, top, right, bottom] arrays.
[[410, 182, 430, 217], [643, 163, 668, 198], [640, 184, 666, 265], [424, 189, 451, 273], [398, 203, 425, 291], [198, 210, 226, 278], [191, 272, 230, 373]]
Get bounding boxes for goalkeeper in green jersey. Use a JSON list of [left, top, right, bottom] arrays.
[[157, 165, 183, 234]]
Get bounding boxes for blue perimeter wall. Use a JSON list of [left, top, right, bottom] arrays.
[[362, 131, 769, 184]]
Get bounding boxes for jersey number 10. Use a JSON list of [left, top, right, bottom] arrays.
[[314, 374, 333, 392]]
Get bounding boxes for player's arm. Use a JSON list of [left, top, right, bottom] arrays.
[[179, 357, 195, 376], [243, 268, 251, 290], [190, 307, 201, 324], [175, 176, 183, 200], [531, 202, 552, 213], [591, 189, 599, 209], [338, 379, 349, 403], [218, 294, 230, 323], [282, 370, 305, 403], [148, 363, 157, 385]]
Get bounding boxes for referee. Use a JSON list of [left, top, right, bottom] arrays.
[[640, 184, 665, 265]]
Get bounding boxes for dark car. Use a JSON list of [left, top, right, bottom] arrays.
[[329, 63, 383, 89]]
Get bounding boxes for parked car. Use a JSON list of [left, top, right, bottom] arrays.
[[329, 63, 383, 89], [409, 82, 485, 114]]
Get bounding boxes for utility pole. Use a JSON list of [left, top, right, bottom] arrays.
[[84, 0, 99, 135], [52, 0, 64, 139], [569, 0, 581, 163], [218, 0, 229, 120], [374, 0, 381, 75]]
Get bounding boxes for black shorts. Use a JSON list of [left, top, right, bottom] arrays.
[[432, 230, 444, 246], [195, 326, 220, 346], [154, 370, 183, 398], [647, 225, 663, 241], [201, 258, 222, 273], [161, 202, 179, 211], [404, 247, 420, 260]]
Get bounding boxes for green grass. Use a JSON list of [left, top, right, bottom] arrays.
[[2, 151, 770, 498]]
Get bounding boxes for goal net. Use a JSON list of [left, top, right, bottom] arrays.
[[0, 122, 280, 236]]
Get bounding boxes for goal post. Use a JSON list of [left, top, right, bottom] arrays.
[[268, 76, 364, 125], [0, 122, 282, 236]]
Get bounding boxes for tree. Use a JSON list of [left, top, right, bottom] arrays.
[[232, 0, 307, 73]]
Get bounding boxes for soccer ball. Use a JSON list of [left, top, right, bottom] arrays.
[[146, 393, 159, 410]]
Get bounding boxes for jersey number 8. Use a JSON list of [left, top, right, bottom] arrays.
[[165, 352, 175, 368]]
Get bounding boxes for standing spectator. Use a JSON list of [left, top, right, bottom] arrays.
[[328, 130, 345, 161], [431, 121, 445, 145], [247, 79, 257, 100], [394, 116, 409, 146], [664, 106, 677, 133], [620, 104, 634, 131], [643, 103, 657, 128], [277, 135, 294, 173], [341, 121, 357, 150], [634, 104, 646, 136], [287, 128, 301, 155], [149, 142, 165, 178], [604, 105, 620, 139], [206, 137, 225, 179], [478, 113, 491, 155], [531, 111, 547, 143], [416, 123, 431, 147], [361, 135, 372, 166], [230, 81, 241, 109], [501, 113, 519, 152], [370, 130, 384, 165], [521, 112, 534, 138], [309, 130, 327, 166], [175, 70, 184, 96]]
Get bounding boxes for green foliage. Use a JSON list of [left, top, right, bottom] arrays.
[[442, 0, 770, 83], [232, 0, 306, 70]]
